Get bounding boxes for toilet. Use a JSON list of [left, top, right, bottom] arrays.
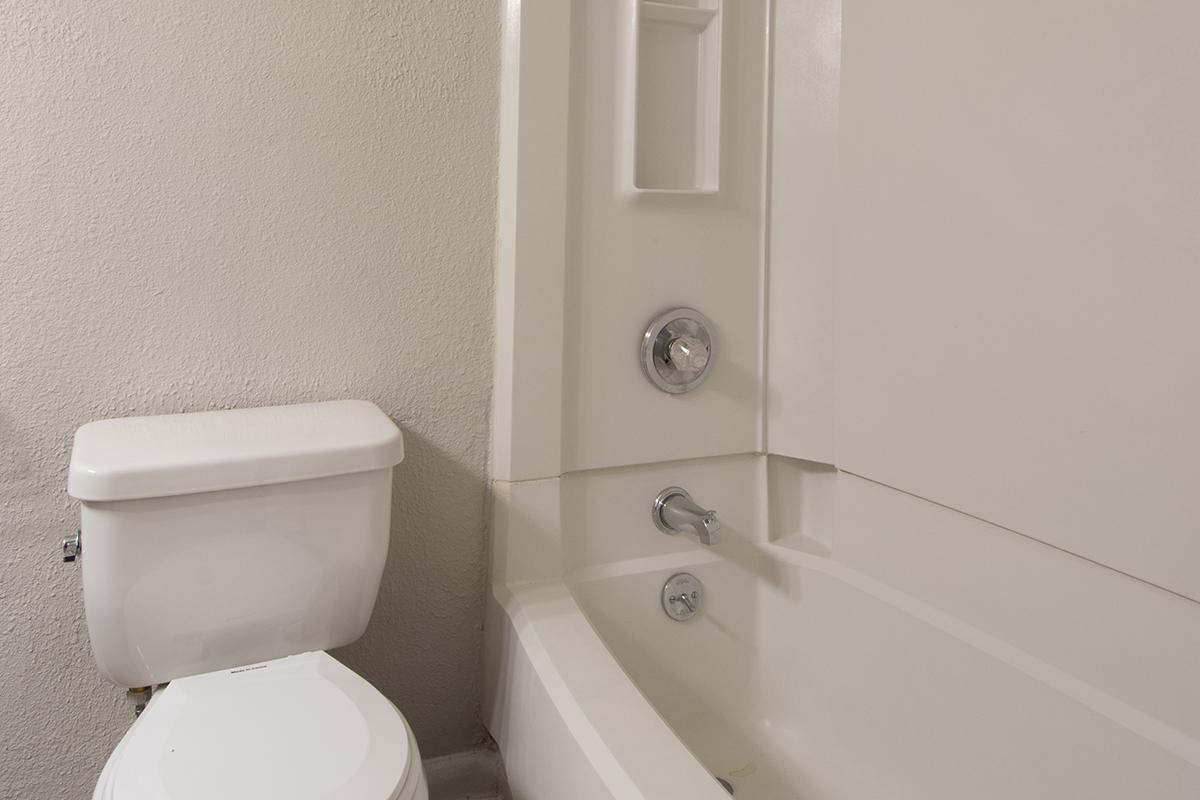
[[66, 400, 428, 800]]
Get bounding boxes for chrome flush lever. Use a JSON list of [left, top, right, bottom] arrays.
[[62, 529, 81, 563], [653, 487, 721, 546]]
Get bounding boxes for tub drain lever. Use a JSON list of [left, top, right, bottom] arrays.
[[662, 573, 704, 622]]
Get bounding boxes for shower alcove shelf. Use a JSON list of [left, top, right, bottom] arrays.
[[631, 0, 723, 194]]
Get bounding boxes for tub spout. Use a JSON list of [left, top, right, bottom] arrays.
[[653, 487, 721, 546]]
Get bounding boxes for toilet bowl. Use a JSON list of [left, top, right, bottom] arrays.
[[93, 652, 428, 800]]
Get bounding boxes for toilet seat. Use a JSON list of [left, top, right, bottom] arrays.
[[93, 651, 426, 800]]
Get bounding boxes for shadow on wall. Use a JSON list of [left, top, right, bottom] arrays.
[[335, 426, 492, 756]]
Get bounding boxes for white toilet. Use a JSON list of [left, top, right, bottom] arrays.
[[66, 400, 428, 800]]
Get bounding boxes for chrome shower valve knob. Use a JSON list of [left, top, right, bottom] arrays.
[[667, 334, 710, 373], [640, 308, 716, 393]]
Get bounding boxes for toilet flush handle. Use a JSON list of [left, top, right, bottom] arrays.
[[62, 529, 81, 563]]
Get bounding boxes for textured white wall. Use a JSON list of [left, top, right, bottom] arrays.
[[0, 2, 498, 797]]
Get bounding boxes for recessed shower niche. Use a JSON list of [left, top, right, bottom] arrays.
[[632, 0, 722, 193]]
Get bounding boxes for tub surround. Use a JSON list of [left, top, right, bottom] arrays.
[[485, 0, 1200, 796], [487, 456, 1200, 798]]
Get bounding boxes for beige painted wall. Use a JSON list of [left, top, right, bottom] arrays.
[[0, 2, 499, 797]]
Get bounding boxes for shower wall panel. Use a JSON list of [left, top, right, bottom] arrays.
[[765, 0, 840, 463], [834, 0, 1200, 601], [561, 0, 769, 472]]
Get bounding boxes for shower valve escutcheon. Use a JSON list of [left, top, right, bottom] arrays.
[[640, 308, 715, 394], [653, 487, 721, 546]]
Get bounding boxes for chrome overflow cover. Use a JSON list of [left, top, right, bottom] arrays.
[[662, 572, 704, 622], [641, 308, 715, 394]]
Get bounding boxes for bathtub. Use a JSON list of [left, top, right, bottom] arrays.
[[483, 457, 1200, 799]]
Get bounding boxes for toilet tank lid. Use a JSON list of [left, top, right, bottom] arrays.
[[68, 400, 404, 502]]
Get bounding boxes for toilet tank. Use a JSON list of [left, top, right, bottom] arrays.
[[67, 400, 405, 688]]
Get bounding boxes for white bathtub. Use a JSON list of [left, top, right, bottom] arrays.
[[483, 457, 1200, 799]]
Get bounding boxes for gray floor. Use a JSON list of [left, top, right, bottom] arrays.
[[425, 748, 509, 800]]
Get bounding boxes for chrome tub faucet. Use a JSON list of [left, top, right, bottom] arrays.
[[653, 487, 720, 546]]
